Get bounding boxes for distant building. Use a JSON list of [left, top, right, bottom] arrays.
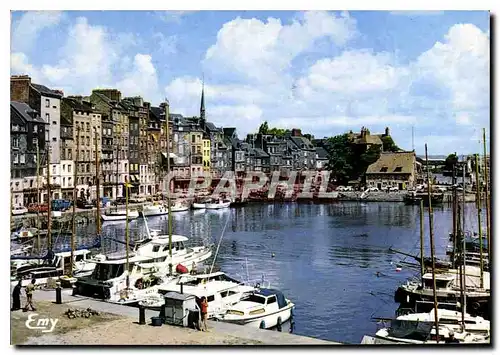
[[365, 151, 417, 190]]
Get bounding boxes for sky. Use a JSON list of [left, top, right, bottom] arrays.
[[10, 10, 490, 155]]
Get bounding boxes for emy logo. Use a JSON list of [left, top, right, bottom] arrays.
[[25, 313, 59, 333]]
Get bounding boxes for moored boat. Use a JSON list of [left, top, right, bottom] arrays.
[[217, 288, 295, 329], [101, 209, 140, 221], [205, 199, 231, 210], [141, 203, 168, 217]]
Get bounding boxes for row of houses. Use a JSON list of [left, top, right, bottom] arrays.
[[9, 75, 332, 207]]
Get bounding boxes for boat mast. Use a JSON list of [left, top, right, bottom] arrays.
[[95, 128, 101, 235], [164, 100, 173, 275], [461, 159, 467, 327], [419, 199, 425, 284], [457, 191, 464, 331], [46, 143, 52, 251], [474, 154, 484, 289], [482, 128, 490, 263], [424, 144, 440, 343], [451, 158, 457, 268], [36, 142, 40, 252], [125, 178, 130, 294], [71, 126, 81, 277]]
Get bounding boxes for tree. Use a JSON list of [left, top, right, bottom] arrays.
[[258, 121, 269, 134], [381, 135, 400, 152], [445, 153, 458, 171], [325, 134, 356, 185]]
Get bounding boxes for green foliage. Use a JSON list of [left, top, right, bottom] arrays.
[[268, 127, 290, 137], [258, 121, 269, 134], [445, 153, 458, 171], [381, 135, 400, 152], [326, 134, 382, 184]]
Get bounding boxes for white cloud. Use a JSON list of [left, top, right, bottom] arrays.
[[116, 54, 160, 103], [10, 15, 161, 103], [11, 11, 63, 53], [153, 33, 178, 54], [204, 11, 357, 83]]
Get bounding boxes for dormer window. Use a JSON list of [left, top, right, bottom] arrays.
[[380, 167, 388, 172], [394, 166, 403, 172]]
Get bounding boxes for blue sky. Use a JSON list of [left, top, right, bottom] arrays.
[[10, 10, 490, 155]]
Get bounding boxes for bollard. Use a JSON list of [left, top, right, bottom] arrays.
[[138, 305, 146, 325], [55, 282, 62, 304]]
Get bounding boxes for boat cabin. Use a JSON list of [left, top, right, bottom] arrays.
[[422, 273, 454, 290]]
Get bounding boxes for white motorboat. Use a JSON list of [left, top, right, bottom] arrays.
[[101, 209, 140, 221], [139, 271, 256, 317], [11, 227, 39, 241], [10, 249, 95, 286], [205, 199, 231, 210], [373, 309, 490, 344], [141, 203, 169, 217], [12, 206, 28, 216], [217, 288, 295, 329], [74, 230, 212, 304], [192, 198, 212, 210], [170, 201, 190, 212]]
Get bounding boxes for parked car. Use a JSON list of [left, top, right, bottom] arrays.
[[51, 199, 72, 212], [12, 206, 28, 216], [337, 186, 353, 191], [366, 187, 379, 192], [76, 199, 94, 209], [388, 186, 399, 192], [27, 203, 49, 213]]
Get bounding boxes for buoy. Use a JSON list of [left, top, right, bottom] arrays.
[[259, 320, 266, 329], [276, 317, 282, 332], [396, 267, 402, 272], [271, 253, 275, 258]]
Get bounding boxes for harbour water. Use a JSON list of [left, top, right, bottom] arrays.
[[48, 201, 487, 344]]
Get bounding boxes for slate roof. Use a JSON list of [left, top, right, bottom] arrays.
[[205, 122, 217, 132], [150, 107, 163, 121], [11, 101, 45, 124], [289, 136, 315, 150], [63, 97, 94, 113], [31, 83, 62, 99], [316, 147, 329, 160], [366, 151, 416, 175], [254, 148, 269, 158], [223, 127, 236, 137]]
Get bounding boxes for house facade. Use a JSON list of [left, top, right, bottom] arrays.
[[365, 151, 417, 190]]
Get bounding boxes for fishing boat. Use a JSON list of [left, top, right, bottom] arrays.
[[139, 271, 256, 317], [205, 199, 231, 210], [192, 197, 211, 210], [403, 191, 444, 206], [141, 202, 169, 217], [217, 288, 295, 329], [394, 267, 490, 319], [101, 209, 140, 221]]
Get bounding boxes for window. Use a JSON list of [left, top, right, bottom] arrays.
[[207, 295, 215, 303], [380, 167, 388, 173], [68, 165, 72, 173], [12, 136, 19, 148], [20, 154, 25, 164], [152, 245, 160, 252], [45, 99, 50, 108], [33, 125, 38, 133], [62, 177, 66, 186], [13, 154, 19, 164], [52, 121, 57, 125], [267, 295, 277, 304], [192, 135, 195, 143], [394, 166, 403, 172], [52, 137, 57, 142]]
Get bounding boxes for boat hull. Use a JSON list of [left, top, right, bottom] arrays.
[[221, 304, 294, 329], [101, 211, 140, 221], [192, 203, 206, 209], [205, 202, 231, 210], [141, 207, 169, 217]]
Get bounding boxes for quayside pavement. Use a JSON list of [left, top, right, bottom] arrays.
[[27, 289, 340, 345]]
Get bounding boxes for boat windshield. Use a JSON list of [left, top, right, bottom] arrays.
[[244, 294, 267, 304], [92, 263, 124, 281]]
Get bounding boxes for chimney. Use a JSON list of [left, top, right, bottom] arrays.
[[291, 128, 302, 137], [361, 127, 366, 138], [93, 89, 122, 102], [10, 75, 31, 104], [54, 89, 64, 97], [385, 127, 390, 136]]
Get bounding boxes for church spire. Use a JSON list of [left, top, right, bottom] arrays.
[[200, 74, 205, 121]]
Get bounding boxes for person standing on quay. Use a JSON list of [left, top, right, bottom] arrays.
[[11, 280, 22, 311], [200, 296, 208, 331], [24, 279, 37, 311]]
